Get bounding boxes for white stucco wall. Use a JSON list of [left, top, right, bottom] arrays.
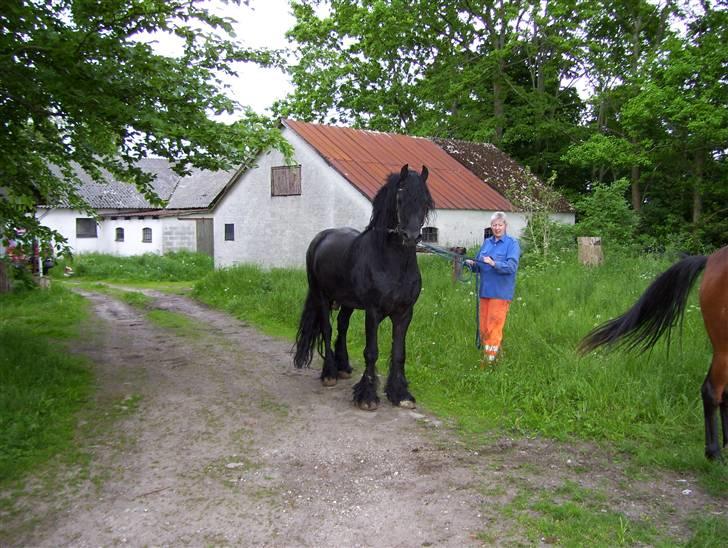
[[429, 210, 574, 251], [428, 210, 529, 250], [38, 208, 182, 256], [213, 127, 372, 269]]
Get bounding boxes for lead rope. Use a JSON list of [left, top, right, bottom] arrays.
[[417, 241, 482, 349], [474, 268, 482, 350]]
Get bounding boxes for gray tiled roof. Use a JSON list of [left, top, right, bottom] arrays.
[[166, 168, 237, 209], [68, 159, 180, 209], [51, 159, 235, 211]]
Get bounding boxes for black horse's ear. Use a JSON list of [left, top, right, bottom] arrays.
[[399, 164, 409, 181], [421, 165, 428, 182]]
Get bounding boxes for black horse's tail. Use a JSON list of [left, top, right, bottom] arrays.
[[578, 254, 708, 355], [293, 284, 324, 368]]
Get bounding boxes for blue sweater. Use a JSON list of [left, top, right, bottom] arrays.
[[470, 234, 521, 300]]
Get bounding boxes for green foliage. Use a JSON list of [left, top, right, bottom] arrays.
[[573, 179, 637, 246], [282, 1, 726, 252], [54, 252, 213, 282], [505, 172, 576, 266], [1, 0, 291, 251], [0, 286, 92, 486]]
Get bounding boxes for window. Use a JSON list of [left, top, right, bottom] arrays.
[[224, 223, 235, 241], [142, 227, 152, 243], [271, 165, 302, 196], [76, 218, 97, 238], [115, 227, 125, 242], [421, 227, 438, 243]]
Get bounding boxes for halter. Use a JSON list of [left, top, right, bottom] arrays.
[[387, 186, 420, 241]]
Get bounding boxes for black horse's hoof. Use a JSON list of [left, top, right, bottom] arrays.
[[358, 400, 378, 411], [705, 450, 723, 461], [322, 377, 337, 387], [337, 370, 352, 379], [398, 400, 416, 409]]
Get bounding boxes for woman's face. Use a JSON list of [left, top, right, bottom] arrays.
[[491, 219, 506, 238]]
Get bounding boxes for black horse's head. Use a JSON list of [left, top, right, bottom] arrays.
[[368, 164, 434, 247]]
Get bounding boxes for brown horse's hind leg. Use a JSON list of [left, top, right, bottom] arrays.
[[721, 390, 728, 452], [701, 377, 721, 460]]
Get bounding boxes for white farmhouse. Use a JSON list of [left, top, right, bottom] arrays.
[[37, 119, 574, 268]]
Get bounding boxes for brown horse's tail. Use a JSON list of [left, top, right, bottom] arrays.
[[578, 254, 708, 355]]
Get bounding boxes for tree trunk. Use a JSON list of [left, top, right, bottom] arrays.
[[493, 78, 505, 145], [692, 153, 704, 224], [0, 261, 10, 293], [631, 164, 641, 211]]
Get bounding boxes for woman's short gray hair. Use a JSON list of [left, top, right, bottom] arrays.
[[490, 211, 507, 224]]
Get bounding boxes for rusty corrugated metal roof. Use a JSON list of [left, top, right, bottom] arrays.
[[282, 119, 515, 211]]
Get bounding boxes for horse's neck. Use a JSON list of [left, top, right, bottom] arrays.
[[378, 236, 418, 269], [356, 230, 417, 267]]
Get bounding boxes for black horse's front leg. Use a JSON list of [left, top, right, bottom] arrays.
[[385, 308, 415, 408], [334, 307, 354, 379], [701, 377, 722, 460], [353, 309, 381, 411]]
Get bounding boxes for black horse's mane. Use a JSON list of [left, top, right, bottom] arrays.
[[362, 169, 434, 246]]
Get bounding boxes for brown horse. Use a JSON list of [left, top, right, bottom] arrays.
[[579, 246, 728, 460]]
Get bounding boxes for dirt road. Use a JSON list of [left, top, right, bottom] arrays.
[[3, 287, 724, 546]]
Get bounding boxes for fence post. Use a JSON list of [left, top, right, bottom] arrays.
[[578, 237, 604, 266]]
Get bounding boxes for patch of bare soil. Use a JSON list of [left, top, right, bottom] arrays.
[[2, 287, 725, 547]]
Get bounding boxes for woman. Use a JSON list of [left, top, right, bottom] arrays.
[[465, 212, 521, 363]]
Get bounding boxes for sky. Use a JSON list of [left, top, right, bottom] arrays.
[[217, 0, 296, 117], [147, 0, 297, 120]]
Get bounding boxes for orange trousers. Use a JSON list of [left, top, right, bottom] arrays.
[[478, 298, 511, 359]]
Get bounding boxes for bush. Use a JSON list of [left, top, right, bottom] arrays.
[[574, 179, 637, 247]]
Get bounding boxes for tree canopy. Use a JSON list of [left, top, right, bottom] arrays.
[[277, 0, 727, 250], [1, 0, 288, 252]]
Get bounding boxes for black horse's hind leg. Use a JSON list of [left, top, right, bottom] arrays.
[[353, 309, 382, 411], [701, 377, 722, 460], [318, 301, 338, 387], [334, 306, 354, 379], [385, 308, 416, 408]]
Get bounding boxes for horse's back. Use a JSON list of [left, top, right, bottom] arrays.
[[700, 245, 728, 352]]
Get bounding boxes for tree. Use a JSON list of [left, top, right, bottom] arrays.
[[279, 0, 586, 186], [0, 0, 290, 262], [567, 0, 678, 209]]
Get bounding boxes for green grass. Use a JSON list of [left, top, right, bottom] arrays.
[[500, 480, 661, 546], [0, 285, 92, 486], [53, 251, 213, 282]]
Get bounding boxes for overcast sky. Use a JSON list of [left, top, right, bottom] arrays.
[[218, 0, 296, 117], [146, 0, 297, 120]]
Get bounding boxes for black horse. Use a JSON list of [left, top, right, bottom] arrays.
[[293, 164, 434, 411]]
